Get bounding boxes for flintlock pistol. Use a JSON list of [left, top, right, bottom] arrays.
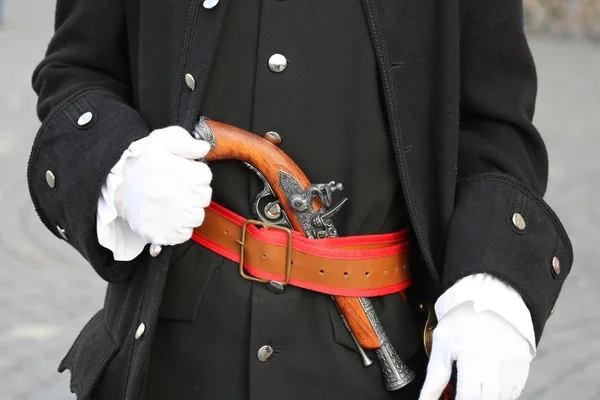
[[152, 117, 416, 391]]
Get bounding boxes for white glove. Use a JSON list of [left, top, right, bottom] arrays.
[[419, 302, 532, 400], [114, 125, 213, 247]]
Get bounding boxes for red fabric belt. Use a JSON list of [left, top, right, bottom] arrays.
[[190, 202, 412, 297]]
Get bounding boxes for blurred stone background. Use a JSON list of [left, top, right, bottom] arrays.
[[0, 0, 599, 399], [524, 0, 600, 40]]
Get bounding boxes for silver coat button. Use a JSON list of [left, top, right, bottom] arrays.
[[203, 0, 219, 9], [264, 131, 282, 146], [512, 213, 526, 231], [135, 323, 146, 339], [267, 280, 285, 294], [185, 73, 196, 91], [57, 226, 68, 241], [46, 170, 56, 188], [257, 345, 273, 362], [77, 112, 93, 126], [268, 54, 287, 72], [552, 256, 561, 275]]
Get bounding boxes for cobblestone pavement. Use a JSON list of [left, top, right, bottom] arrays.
[[1, 2, 599, 399]]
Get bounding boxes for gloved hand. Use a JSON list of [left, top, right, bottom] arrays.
[[114, 125, 213, 246], [419, 302, 533, 400]]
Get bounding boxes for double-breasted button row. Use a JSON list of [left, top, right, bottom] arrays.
[[184, 53, 288, 92], [186, 0, 220, 92], [263, 54, 287, 143]]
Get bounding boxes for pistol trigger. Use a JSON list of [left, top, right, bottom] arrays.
[[321, 198, 348, 221]]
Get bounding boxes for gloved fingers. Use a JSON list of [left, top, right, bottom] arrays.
[[510, 386, 524, 399], [191, 181, 213, 196], [192, 161, 213, 185], [149, 145, 212, 186], [479, 359, 516, 400], [419, 339, 453, 400], [502, 361, 529, 400], [193, 186, 213, 208], [174, 226, 194, 244], [184, 182, 212, 206], [513, 361, 530, 390], [160, 126, 212, 160], [480, 374, 501, 400], [496, 387, 514, 400], [182, 207, 207, 228], [150, 226, 193, 246], [455, 355, 483, 400], [175, 158, 213, 187], [486, 353, 528, 396]]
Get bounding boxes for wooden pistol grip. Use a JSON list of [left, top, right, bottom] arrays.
[[205, 120, 311, 232], [203, 119, 382, 351]]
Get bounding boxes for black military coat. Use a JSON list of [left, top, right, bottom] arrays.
[[27, 0, 573, 399]]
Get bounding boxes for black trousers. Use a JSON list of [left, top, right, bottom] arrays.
[[139, 241, 428, 400]]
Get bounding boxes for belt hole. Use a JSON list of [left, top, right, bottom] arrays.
[[261, 253, 267, 259], [365, 271, 371, 276], [319, 269, 325, 275], [343, 272, 349, 277], [384, 269, 388, 275], [224, 230, 229, 235], [394, 266, 399, 272]]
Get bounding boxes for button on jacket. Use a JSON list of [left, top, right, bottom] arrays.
[[26, 0, 573, 399]]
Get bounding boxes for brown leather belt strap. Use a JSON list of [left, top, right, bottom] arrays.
[[191, 202, 412, 297]]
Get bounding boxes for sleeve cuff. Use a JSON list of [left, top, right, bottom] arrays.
[[96, 137, 149, 261], [435, 273, 537, 357], [441, 173, 572, 343]]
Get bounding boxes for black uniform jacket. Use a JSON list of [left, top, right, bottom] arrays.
[[27, 0, 573, 399]]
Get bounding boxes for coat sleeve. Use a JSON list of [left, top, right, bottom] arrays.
[[27, 0, 151, 283], [442, 0, 573, 343]]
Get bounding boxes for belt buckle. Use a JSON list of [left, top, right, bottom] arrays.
[[237, 219, 293, 288]]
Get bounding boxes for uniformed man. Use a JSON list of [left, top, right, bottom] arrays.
[[27, 0, 573, 399]]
